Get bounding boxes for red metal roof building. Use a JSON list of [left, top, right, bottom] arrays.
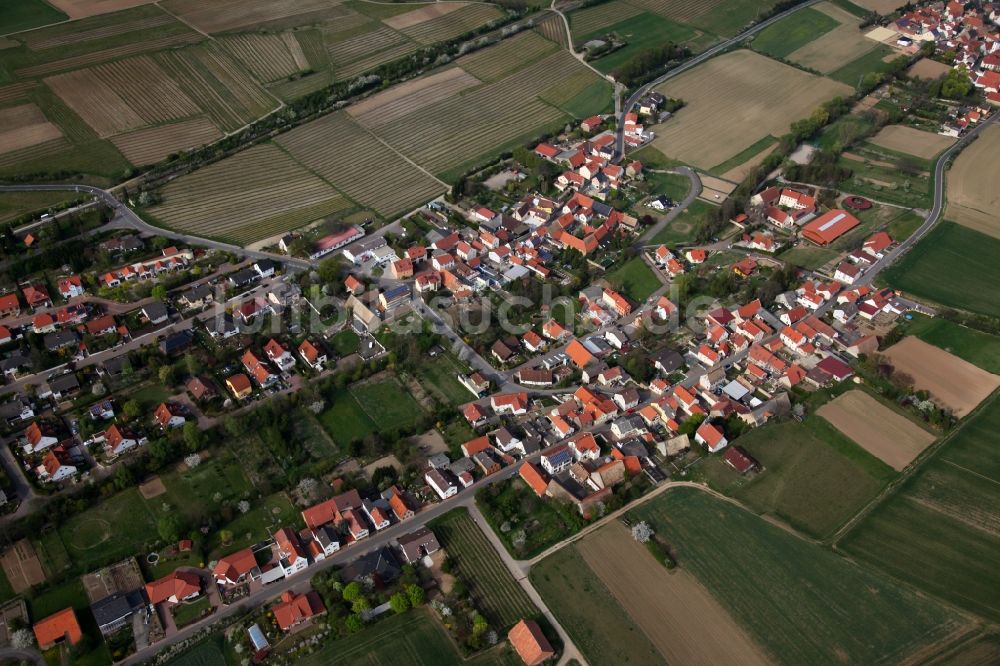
[[801, 209, 860, 245]]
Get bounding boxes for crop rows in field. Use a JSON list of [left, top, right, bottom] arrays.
[[432, 509, 537, 630], [22, 13, 176, 50], [0, 138, 69, 169], [457, 30, 557, 82], [16, 33, 204, 78], [294, 28, 330, 71], [218, 33, 308, 83], [630, 0, 720, 21], [155, 44, 278, 131], [349, 67, 481, 128], [162, 0, 346, 34], [149, 143, 349, 242], [535, 13, 568, 47], [570, 0, 643, 36], [333, 40, 420, 81], [327, 25, 408, 64], [0, 82, 37, 104], [267, 71, 334, 101], [397, 4, 504, 45], [276, 112, 445, 217], [44, 69, 143, 137], [110, 116, 221, 165]]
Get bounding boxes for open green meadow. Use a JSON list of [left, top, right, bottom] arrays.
[[644, 171, 692, 201], [686, 0, 784, 36], [893, 314, 1000, 374], [829, 44, 897, 85], [57, 488, 157, 570], [299, 607, 521, 666], [414, 354, 473, 406], [320, 375, 426, 445], [699, 416, 896, 539], [0, 190, 81, 224], [648, 199, 714, 245], [429, 509, 537, 631], [840, 143, 934, 208], [531, 545, 664, 665], [0, 0, 66, 34], [751, 8, 839, 58], [779, 245, 839, 270], [883, 222, 1000, 318], [839, 392, 1000, 621], [605, 256, 661, 302], [629, 487, 970, 663], [576, 13, 696, 75]]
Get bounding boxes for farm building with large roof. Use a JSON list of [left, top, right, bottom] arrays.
[[801, 210, 860, 245]]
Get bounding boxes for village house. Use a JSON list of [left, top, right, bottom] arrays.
[[397, 527, 441, 564], [145, 570, 201, 605], [695, 422, 728, 452], [226, 373, 252, 400], [425, 468, 458, 500], [153, 402, 185, 429], [298, 339, 327, 370], [264, 339, 296, 372], [508, 619, 555, 666], [213, 548, 259, 587], [273, 590, 326, 632], [33, 608, 82, 650]]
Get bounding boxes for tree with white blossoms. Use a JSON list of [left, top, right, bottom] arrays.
[[10, 628, 34, 649], [631, 521, 654, 544], [238, 500, 250, 514], [184, 454, 201, 469], [297, 477, 318, 498]]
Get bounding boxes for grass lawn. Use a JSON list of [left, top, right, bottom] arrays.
[[648, 199, 714, 246], [605, 256, 660, 302], [319, 387, 377, 445], [894, 314, 1000, 374], [172, 596, 212, 628], [629, 487, 967, 663], [0, 191, 80, 225], [208, 493, 298, 558], [28, 578, 89, 620], [0, 0, 66, 34], [751, 7, 840, 58], [531, 545, 664, 666], [148, 455, 252, 525], [839, 391, 1000, 622], [689, 0, 785, 36], [582, 13, 696, 75], [829, 44, 897, 86], [129, 383, 173, 411], [414, 354, 472, 406], [779, 245, 839, 270], [36, 529, 72, 578], [58, 489, 157, 570], [293, 407, 341, 459], [330, 329, 360, 356], [298, 607, 521, 666], [559, 79, 615, 117], [629, 145, 684, 170], [708, 135, 777, 175], [882, 221, 1000, 318], [699, 416, 896, 539], [163, 635, 228, 666], [887, 210, 924, 241], [643, 171, 691, 201], [428, 508, 537, 631], [350, 376, 425, 432]]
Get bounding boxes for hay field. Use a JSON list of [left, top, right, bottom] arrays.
[[218, 33, 309, 83], [110, 116, 222, 165], [347, 66, 481, 128], [396, 4, 503, 44], [785, 2, 878, 73], [852, 0, 902, 12], [883, 337, 1000, 417], [870, 124, 955, 159], [944, 124, 1000, 239], [45, 55, 200, 138], [457, 30, 557, 82], [45, 0, 155, 18], [276, 112, 446, 217], [148, 143, 351, 244], [0, 103, 63, 156], [818, 391, 935, 471], [908, 57, 951, 79], [160, 0, 345, 33], [578, 522, 769, 665], [651, 50, 850, 169]]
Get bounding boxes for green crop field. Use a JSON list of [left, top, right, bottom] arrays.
[[0, 0, 66, 34], [629, 487, 967, 663], [429, 508, 537, 630], [839, 392, 1000, 621], [531, 545, 665, 665], [605, 256, 661, 302], [893, 314, 1000, 374], [299, 607, 521, 666], [751, 7, 840, 58], [578, 13, 696, 75], [829, 44, 897, 85], [883, 222, 1000, 318], [58, 488, 157, 570], [699, 416, 896, 539]]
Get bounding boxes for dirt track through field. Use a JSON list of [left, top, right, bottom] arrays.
[[944, 124, 1000, 239], [882, 337, 1000, 417], [578, 522, 770, 666], [818, 390, 935, 471]]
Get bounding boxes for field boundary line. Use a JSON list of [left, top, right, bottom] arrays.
[[938, 459, 1000, 487], [356, 123, 450, 188], [154, 1, 212, 40]]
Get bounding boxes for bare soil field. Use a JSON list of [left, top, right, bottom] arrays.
[[944, 124, 1000, 239], [0, 540, 46, 593], [883, 337, 1000, 417], [652, 50, 850, 169], [870, 124, 954, 159], [18, 11, 176, 50], [0, 103, 62, 155], [852, 0, 905, 13], [348, 66, 481, 128], [578, 522, 769, 665], [111, 116, 221, 165], [45, 0, 155, 19], [908, 57, 952, 80], [786, 2, 877, 73], [721, 143, 777, 182], [138, 476, 167, 499], [161, 0, 344, 33], [818, 390, 935, 471], [383, 2, 465, 29]]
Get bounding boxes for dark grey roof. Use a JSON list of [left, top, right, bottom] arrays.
[[44, 330, 78, 350], [339, 546, 400, 584], [228, 268, 258, 286], [91, 590, 143, 627], [143, 300, 168, 321], [254, 259, 276, 273], [160, 329, 193, 354], [651, 348, 685, 373], [0, 350, 31, 372], [102, 354, 130, 375], [47, 372, 80, 393], [181, 284, 213, 302]]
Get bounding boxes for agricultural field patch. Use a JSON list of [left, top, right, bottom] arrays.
[[894, 314, 1000, 375], [109, 116, 222, 165], [275, 111, 446, 218], [944, 124, 1000, 239], [784, 1, 878, 73], [325, 24, 420, 82], [218, 32, 309, 83], [148, 142, 351, 245], [880, 337, 999, 417], [851, 0, 904, 12], [638, 0, 779, 36], [395, 4, 504, 45], [907, 57, 951, 80], [882, 221, 1000, 318], [631, 487, 973, 663], [0, 0, 67, 33], [751, 6, 840, 59], [569, 0, 643, 38], [839, 141, 933, 208], [578, 522, 769, 664], [581, 12, 697, 75], [818, 390, 935, 471], [0, 190, 79, 224], [456, 30, 557, 82], [160, 0, 347, 33], [413, 354, 472, 406], [44, 0, 155, 19], [348, 66, 482, 127], [0, 103, 63, 156], [828, 43, 897, 85], [840, 391, 1000, 621], [870, 123, 955, 159], [0, 540, 46, 594], [534, 13, 568, 47], [650, 50, 850, 169], [430, 508, 537, 630], [12, 4, 178, 51], [382, 2, 466, 30]]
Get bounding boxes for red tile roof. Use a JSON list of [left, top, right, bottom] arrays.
[[519, 463, 549, 497], [33, 608, 82, 648], [508, 619, 555, 666], [145, 570, 201, 604], [273, 590, 325, 631]]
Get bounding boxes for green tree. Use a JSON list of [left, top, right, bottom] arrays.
[[122, 400, 141, 421], [157, 514, 181, 543], [389, 592, 410, 614], [151, 284, 167, 300], [182, 422, 203, 452], [345, 614, 363, 633], [351, 597, 370, 614], [342, 581, 363, 602], [406, 584, 425, 607], [158, 365, 175, 386], [472, 612, 488, 636]]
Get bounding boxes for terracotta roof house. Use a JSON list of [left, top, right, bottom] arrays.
[[273, 590, 326, 632], [33, 608, 82, 649], [187, 376, 216, 401], [22, 284, 51, 309], [386, 486, 414, 521], [153, 402, 185, 429], [213, 548, 258, 586], [724, 446, 759, 474], [226, 373, 252, 400], [695, 422, 728, 453], [565, 339, 595, 369], [145, 570, 201, 605], [508, 619, 555, 666], [519, 462, 549, 497]]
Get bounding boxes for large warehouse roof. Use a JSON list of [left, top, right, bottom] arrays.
[[801, 209, 860, 245]]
